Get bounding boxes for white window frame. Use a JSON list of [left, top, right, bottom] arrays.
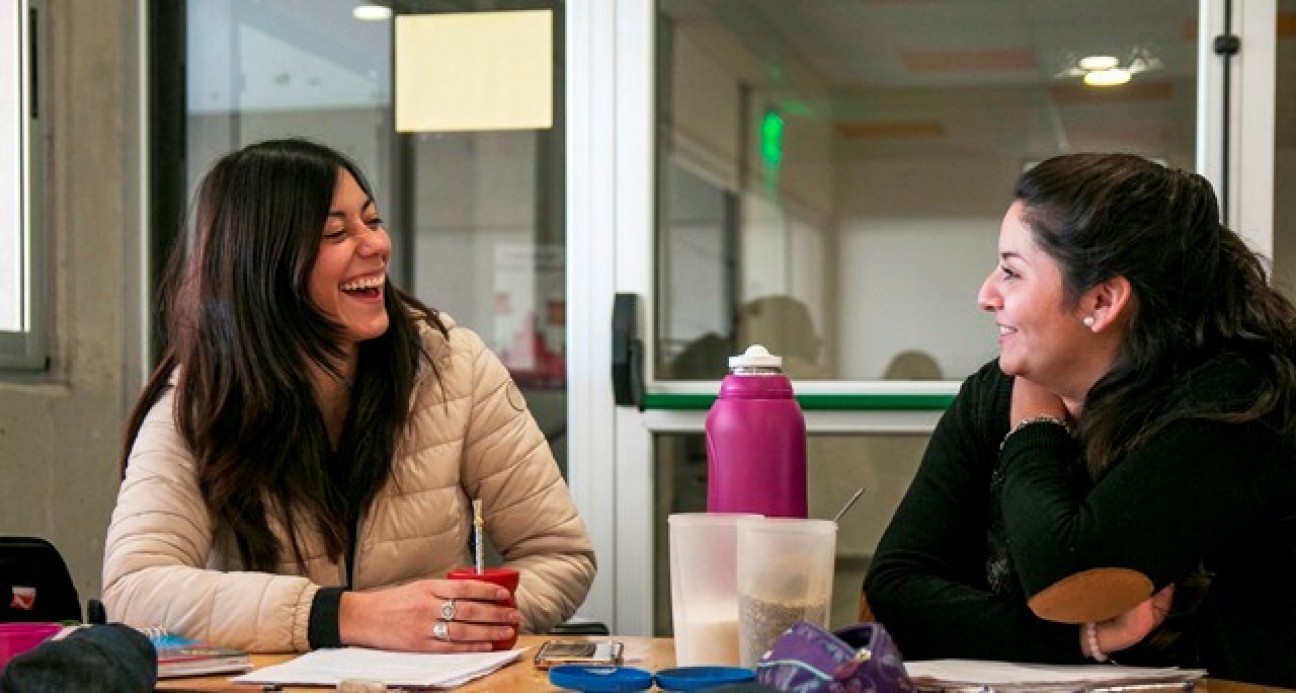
[[1197, 0, 1275, 255], [0, 0, 45, 372]]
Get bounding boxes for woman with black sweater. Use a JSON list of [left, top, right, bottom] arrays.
[[865, 153, 1296, 687]]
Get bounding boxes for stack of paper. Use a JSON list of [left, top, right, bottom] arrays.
[[232, 647, 524, 689], [904, 660, 1206, 692]]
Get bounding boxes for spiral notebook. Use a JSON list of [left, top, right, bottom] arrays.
[[144, 628, 253, 678]]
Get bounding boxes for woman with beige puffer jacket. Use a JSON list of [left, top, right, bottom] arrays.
[[102, 139, 594, 653]]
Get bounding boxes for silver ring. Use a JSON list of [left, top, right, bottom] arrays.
[[431, 620, 451, 642], [440, 598, 457, 621]]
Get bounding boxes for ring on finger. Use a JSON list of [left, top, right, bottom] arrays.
[[432, 620, 451, 642], [440, 598, 458, 621]]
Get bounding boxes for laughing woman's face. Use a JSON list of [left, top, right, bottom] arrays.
[[308, 169, 391, 354]]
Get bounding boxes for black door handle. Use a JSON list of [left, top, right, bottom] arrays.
[[611, 293, 644, 408]]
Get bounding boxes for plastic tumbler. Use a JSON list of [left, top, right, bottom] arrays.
[[736, 517, 837, 667], [447, 566, 520, 650], [668, 512, 760, 666]]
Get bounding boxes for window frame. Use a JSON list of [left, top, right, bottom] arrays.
[[0, 0, 46, 372]]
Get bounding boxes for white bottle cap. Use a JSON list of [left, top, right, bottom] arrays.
[[729, 344, 783, 369]]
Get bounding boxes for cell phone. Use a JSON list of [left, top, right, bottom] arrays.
[[532, 639, 625, 669]]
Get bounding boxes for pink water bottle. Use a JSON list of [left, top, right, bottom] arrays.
[[705, 344, 808, 518]]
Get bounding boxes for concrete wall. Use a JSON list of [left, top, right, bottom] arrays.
[[0, 0, 142, 608]]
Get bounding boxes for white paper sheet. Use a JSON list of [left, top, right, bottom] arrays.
[[904, 659, 1206, 692], [231, 647, 524, 689]]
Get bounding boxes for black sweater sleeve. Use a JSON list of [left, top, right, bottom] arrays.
[[867, 357, 1296, 679], [864, 361, 1083, 662], [999, 362, 1296, 614]]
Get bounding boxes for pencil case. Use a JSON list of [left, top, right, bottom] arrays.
[[755, 620, 915, 692]]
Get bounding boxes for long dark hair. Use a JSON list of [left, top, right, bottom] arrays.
[[121, 138, 446, 571], [1016, 153, 1296, 475]]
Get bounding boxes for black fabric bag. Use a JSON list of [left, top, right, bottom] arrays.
[[0, 624, 157, 693], [0, 537, 80, 623]]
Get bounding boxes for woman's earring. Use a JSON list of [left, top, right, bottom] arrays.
[[1082, 315, 1096, 329]]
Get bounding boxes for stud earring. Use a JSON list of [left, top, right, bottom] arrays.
[[1082, 316, 1096, 328]]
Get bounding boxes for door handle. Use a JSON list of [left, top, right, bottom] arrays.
[[611, 293, 644, 408]]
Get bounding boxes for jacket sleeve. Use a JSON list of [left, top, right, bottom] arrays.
[[863, 362, 1083, 661], [101, 390, 319, 653], [454, 328, 597, 633]]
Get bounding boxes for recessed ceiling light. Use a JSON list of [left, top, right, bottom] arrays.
[[1083, 68, 1132, 87], [353, 4, 393, 21], [1078, 55, 1119, 71]]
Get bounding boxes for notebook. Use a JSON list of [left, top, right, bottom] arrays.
[[903, 659, 1205, 692], [232, 646, 524, 688], [144, 629, 253, 678]]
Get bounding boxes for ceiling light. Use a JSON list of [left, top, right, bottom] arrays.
[[1078, 55, 1119, 71], [1083, 68, 1132, 87], [1055, 46, 1162, 87], [353, 4, 393, 21]]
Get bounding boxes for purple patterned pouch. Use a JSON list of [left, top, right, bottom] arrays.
[[754, 621, 915, 692]]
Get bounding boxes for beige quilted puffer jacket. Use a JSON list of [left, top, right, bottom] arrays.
[[102, 315, 596, 652]]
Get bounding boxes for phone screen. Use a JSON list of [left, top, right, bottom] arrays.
[[543, 642, 597, 658]]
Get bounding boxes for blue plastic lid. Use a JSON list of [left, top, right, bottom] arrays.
[[654, 666, 756, 691], [548, 665, 654, 692]]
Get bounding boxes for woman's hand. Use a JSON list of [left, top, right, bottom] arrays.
[[1010, 376, 1069, 427], [1084, 583, 1175, 658], [338, 578, 521, 652]]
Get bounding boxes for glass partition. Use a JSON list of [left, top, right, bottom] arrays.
[[648, 0, 1202, 640], [183, 0, 568, 470], [654, 0, 1200, 384]]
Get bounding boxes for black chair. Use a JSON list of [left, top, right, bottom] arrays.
[[0, 536, 81, 623]]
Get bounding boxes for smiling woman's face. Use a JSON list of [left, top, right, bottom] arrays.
[[308, 169, 391, 353], [977, 200, 1093, 386]]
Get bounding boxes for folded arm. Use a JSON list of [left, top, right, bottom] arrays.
[[865, 364, 1083, 661]]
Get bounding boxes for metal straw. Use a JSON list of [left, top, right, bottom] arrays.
[[832, 487, 867, 524], [472, 499, 485, 574]]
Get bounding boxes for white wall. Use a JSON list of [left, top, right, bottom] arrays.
[[834, 156, 1024, 380], [838, 217, 998, 380], [1270, 147, 1296, 297]]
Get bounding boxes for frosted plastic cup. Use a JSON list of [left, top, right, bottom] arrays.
[[0, 622, 63, 670], [736, 517, 837, 667], [668, 512, 761, 666], [447, 566, 520, 650]]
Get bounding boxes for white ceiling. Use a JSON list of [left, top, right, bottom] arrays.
[[663, 0, 1205, 160]]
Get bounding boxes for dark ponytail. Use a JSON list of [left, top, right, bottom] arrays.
[[1016, 153, 1296, 474]]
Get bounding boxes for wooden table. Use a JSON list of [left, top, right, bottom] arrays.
[[155, 635, 671, 692], [155, 634, 1283, 692]]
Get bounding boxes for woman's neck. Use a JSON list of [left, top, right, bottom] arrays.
[[308, 352, 357, 450]]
